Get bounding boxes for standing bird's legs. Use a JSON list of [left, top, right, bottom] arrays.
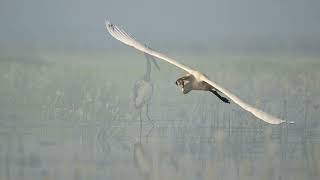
[[139, 110, 142, 142], [138, 103, 155, 143], [145, 103, 155, 142], [209, 89, 230, 104]]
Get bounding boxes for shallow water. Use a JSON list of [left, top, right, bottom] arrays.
[[0, 54, 319, 180]]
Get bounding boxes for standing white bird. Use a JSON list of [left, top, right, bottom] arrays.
[[133, 53, 160, 141], [106, 21, 293, 125]]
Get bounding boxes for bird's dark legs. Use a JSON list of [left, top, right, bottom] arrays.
[[145, 103, 154, 142], [139, 110, 142, 142], [209, 89, 230, 104]]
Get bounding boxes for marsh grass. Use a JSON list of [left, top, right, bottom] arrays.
[[0, 53, 319, 179]]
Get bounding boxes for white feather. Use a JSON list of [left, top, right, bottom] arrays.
[[106, 21, 292, 125]]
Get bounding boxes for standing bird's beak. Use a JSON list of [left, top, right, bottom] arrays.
[[144, 52, 160, 70], [143, 44, 160, 71], [150, 56, 160, 70]]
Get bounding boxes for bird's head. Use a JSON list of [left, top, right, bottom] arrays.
[[175, 79, 184, 88]]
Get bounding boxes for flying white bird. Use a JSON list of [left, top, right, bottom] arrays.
[[105, 20, 292, 125]]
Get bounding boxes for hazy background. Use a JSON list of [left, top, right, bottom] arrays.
[[0, 1, 320, 180], [1, 0, 320, 54]]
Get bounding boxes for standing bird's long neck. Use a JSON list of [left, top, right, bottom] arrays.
[[143, 57, 151, 81]]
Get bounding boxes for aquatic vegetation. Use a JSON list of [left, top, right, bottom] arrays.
[[0, 54, 319, 180]]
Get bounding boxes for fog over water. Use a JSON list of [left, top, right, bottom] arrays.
[[0, 1, 320, 180]]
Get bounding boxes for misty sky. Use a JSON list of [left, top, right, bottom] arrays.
[[1, 0, 319, 53]]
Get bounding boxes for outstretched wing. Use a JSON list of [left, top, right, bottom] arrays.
[[106, 20, 290, 125], [106, 21, 194, 73], [202, 76, 287, 124]]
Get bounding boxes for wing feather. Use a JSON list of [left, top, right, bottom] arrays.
[[106, 21, 194, 73], [106, 20, 291, 125], [202, 77, 286, 124]]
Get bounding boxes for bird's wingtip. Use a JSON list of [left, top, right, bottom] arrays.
[[281, 120, 295, 124], [105, 19, 111, 27], [105, 19, 116, 34]]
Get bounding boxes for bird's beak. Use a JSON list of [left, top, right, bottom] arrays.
[[150, 56, 160, 70]]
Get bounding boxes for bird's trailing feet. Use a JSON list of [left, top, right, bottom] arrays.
[[209, 89, 230, 104]]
